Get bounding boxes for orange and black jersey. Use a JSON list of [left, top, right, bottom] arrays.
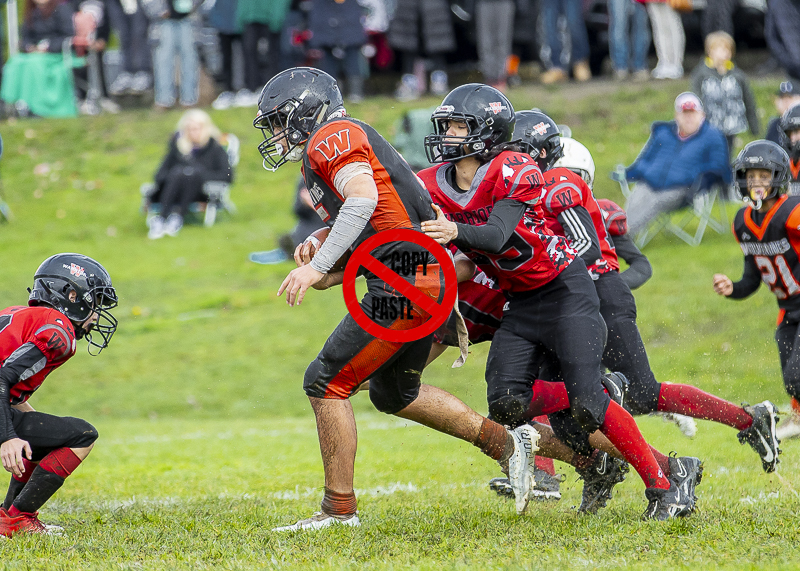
[[302, 117, 436, 270], [731, 195, 800, 314]]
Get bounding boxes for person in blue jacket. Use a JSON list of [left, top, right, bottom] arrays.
[[620, 92, 731, 236]]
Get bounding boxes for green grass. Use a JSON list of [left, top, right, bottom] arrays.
[[0, 78, 796, 569]]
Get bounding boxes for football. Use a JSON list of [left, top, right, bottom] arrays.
[[302, 227, 351, 272]]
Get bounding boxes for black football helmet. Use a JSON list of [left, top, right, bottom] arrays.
[[253, 67, 345, 171], [779, 104, 800, 161], [732, 140, 791, 209], [28, 253, 118, 355], [424, 84, 515, 163], [513, 110, 563, 171]]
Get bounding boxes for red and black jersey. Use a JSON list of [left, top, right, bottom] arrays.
[[418, 151, 576, 292], [597, 198, 629, 237], [539, 168, 618, 274], [0, 306, 76, 404], [302, 117, 435, 268], [732, 195, 800, 313], [790, 159, 800, 196], [434, 271, 505, 347]]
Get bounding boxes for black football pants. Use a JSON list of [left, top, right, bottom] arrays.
[[9, 409, 98, 462], [485, 260, 610, 433], [775, 314, 800, 401], [595, 270, 661, 415]]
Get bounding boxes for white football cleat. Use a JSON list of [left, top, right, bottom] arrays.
[[507, 424, 540, 515], [272, 511, 360, 532]]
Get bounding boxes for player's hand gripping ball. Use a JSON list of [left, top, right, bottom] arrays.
[[294, 227, 351, 272]]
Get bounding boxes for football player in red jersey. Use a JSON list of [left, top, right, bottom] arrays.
[[779, 104, 800, 196], [715, 140, 798, 445], [514, 112, 780, 474], [0, 253, 117, 537], [420, 84, 696, 520], [255, 68, 539, 531]]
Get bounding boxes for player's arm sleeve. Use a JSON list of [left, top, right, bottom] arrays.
[[556, 206, 601, 264], [729, 255, 762, 299], [613, 233, 653, 290], [452, 199, 527, 254], [0, 343, 47, 443]]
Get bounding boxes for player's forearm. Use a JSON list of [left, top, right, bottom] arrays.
[[312, 271, 345, 290], [614, 234, 652, 290], [452, 199, 526, 254], [729, 257, 761, 299], [310, 197, 376, 273], [0, 378, 18, 444]]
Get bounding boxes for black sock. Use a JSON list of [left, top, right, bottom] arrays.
[[3, 477, 26, 510], [11, 467, 65, 514]]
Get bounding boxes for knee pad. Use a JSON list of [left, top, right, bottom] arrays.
[[303, 358, 330, 399], [488, 395, 527, 427], [369, 379, 420, 414], [62, 417, 98, 449], [548, 410, 593, 457]]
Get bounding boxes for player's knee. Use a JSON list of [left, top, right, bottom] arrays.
[[488, 395, 527, 427], [570, 402, 604, 433], [625, 381, 661, 415], [369, 382, 419, 414], [303, 358, 329, 399], [64, 418, 98, 449]]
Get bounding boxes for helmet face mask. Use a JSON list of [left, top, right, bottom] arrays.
[[254, 68, 345, 172], [732, 140, 791, 210], [29, 254, 118, 355], [424, 84, 515, 164], [512, 111, 563, 171]]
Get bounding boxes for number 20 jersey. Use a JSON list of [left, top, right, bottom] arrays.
[[733, 195, 800, 313], [418, 151, 576, 292]]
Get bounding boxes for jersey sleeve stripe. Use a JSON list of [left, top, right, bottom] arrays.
[[561, 208, 592, 255], [3, 342, 39, 367]]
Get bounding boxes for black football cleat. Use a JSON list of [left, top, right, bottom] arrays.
[[601, 372, 629, 407], [576, 451, 629, 514], [642, 482, 694, 521], [667, 454, 703, 508], [738, 401, 781, 473]]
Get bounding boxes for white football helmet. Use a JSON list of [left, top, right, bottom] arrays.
[[553, 137, 596, 189]]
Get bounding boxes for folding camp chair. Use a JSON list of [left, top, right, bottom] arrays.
[[614, 165, 730, 248], [141, 133, 239, 227]]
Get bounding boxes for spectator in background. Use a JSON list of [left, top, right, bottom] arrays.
[[765, 0, 800, 80], [619, 92, 731, 236], [475, 0, 515, 91], [691, 31, 759, 155], [388, 0, 454, 100], [234, 0, 289, 108], [540, 0, 591, 84], [148, 110, 232, 239], [0, 0, 77, 117], [307, 0, 366, 102], [767, 81, 800, 145], [608, 0, 651, 81], [208, 0, 241, 110], [702, 0, 735, 38], [151, 0, 201, 110], [107, 0, 152, 95], [70, 0, 121, 115], [249, 176, 326, 265], [643, 0, 685, 79]]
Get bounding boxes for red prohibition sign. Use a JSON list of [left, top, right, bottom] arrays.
[[342, 228, 457, 343]]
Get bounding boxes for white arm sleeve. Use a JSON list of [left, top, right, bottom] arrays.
[[310, 197, 378, 273]]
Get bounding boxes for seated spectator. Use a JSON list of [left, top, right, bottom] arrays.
[[249, 176, 326, 264], [151, 0, 201, 110], [148, 110, 232, 239], [691, 31, 759, 154], [779, 103, 800, 194], [766, 80, 800, 145], [107, 0, 153, 96], [0, 0, 77, 117], [621, 92, 731, 236]]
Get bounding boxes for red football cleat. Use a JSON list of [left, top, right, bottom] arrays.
[[0, 508, 48, 537]]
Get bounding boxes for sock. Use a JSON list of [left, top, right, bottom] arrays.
[[526, 381, 571, 419], [531, 416, 556, 476], [600, 401, 670, 490], [321, 488, 357, 517], [570, 449, 597, 470], [657, 383, 752, 430], [11, 448, 82, 515], [475, 418, 513, 462], [650, 446, 671, 478]]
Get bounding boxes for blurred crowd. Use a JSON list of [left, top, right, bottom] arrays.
[[1, 0, 800, 118]]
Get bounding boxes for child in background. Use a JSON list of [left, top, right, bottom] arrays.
[[691, 31, 759, 155]]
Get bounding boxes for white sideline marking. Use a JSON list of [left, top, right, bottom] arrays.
[[740, 491, 781, 504]]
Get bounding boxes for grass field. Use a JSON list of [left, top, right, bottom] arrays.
[[0, 77, 798, 569]]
